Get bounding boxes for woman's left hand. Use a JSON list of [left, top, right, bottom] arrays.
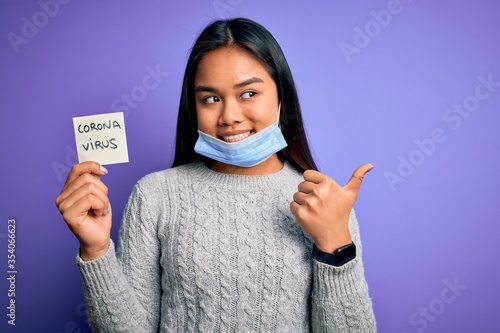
[[290, 164, 373, 253]]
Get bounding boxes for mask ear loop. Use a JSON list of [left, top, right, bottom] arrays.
[[277, 102, 281, 127]]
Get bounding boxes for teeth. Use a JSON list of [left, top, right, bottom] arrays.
[[223, 131, 251, 143]]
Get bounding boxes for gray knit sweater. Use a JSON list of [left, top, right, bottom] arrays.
[[77, 161, 376, 332]]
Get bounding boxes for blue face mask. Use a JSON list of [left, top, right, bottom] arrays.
[[194, 105, 288, 167]]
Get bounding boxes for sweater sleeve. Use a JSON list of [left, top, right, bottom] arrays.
[[76, 182, 162, 333], [311, 210, 377, 332]]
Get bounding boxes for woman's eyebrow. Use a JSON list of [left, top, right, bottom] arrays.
[[195, 85, 216, 93], [233, 77, 264, 89], [195, 77, 264, 93]]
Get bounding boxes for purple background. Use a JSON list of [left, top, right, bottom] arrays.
[[1, 0, 499, 332]]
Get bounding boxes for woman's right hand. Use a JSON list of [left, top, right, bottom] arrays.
[[55, 161, 112, 261]]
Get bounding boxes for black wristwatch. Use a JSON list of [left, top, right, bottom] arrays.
[[312, 242, 356, 267]]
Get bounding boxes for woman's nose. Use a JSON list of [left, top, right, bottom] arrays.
[[218, 101, 244, 126]]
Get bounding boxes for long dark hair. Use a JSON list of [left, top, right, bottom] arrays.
[[172, 18, 318, 172]]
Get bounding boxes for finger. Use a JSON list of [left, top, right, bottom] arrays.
[[58, 183, 110, 218], [57, 173, 108, 207], [59, 172, 108, 202], [63, 192, 110, 227], [302, 170, 327, 184], [290, 200, 304, 219], [297, 180, 317, 194], [58, 182, 110, 218], [292, 191, 309, 205], [344, 163, 374, 194], [62, 193, 109, 228], [290, 200, 312, 225], [63, 161, 108, 189], [290, 200, 298, 216]]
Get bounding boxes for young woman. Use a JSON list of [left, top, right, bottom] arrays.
[[56, 18, 376, 332]]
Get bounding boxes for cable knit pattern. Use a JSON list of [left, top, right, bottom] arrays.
[[176, 169, 197, 332], [76, 161, 376, 332]]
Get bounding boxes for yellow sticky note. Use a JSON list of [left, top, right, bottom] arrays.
[[73, 112, 129, 165]]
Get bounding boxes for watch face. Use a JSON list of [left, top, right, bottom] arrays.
[[335, 243, 356, 266]]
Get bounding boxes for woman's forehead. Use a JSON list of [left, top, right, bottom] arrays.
[[194, 46, 273, 88]]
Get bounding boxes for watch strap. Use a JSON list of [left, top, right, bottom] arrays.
[[312, 242, 356, 266]]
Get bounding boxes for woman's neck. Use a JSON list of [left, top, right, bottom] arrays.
[[205, 154, 284, 175]]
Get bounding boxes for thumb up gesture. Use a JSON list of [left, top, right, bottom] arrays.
[[290, 164, 373, 253]]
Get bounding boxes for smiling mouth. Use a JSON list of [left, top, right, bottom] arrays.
[[220, 130, 255, 143]]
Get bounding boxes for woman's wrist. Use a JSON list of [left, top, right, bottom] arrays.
[[314, 232, 352, 254], [79, 240, 110, 261], [313, 242, 356, 267]]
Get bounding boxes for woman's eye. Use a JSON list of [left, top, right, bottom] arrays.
[[241, 91, 256, 99], [203, 96, 219, 104]]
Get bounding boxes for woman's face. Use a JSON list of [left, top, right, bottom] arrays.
[[194, 46, 279, 144]]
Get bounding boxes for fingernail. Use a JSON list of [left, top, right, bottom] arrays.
[[100, 165, 108, 174]]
